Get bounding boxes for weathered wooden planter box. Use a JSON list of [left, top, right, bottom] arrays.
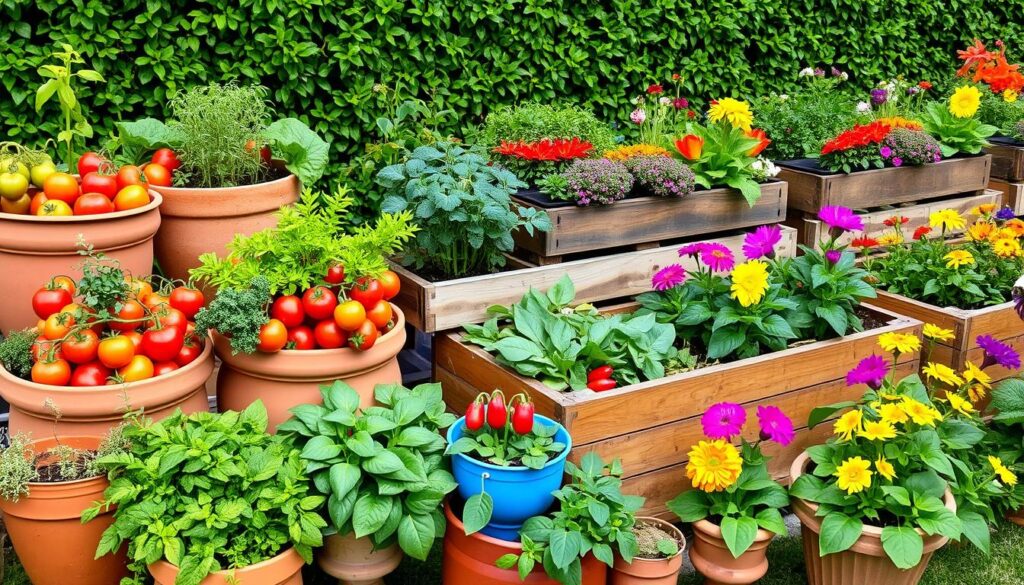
[[512, 181, 787, 262], [391, 226, 798, 333], [871, 290, 1024, 384], [989, 178, 1024, 216], [985, 138, 1024, 182], [435, 304, 922, 519]]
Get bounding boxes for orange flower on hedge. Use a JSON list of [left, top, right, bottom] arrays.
[[957, 39, 997, 76], [675, 134, 704, 161], [746, 129, 771, 156]]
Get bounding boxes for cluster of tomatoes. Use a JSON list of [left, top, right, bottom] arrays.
[[256, 267, 401, 353], [0, 148, 180, 217], [28, 276, 206, 386]]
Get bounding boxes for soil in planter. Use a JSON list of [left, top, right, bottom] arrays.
[[34, 451, 99, 483], [990, 136, 1024, 147], [175, 165, 289, 189], [634, 520, 684, 560], [777, 154, 981, 176]]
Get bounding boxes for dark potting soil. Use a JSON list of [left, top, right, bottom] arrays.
[[776, 154, 983, 177], [990, 136, 1024, 147], [177, 165, 289, 189], [34, 452, 98, 483]]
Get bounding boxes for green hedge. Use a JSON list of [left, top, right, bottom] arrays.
[[3, 0, 1021, 189]]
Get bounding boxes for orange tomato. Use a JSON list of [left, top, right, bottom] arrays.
[[97, 335, 136, 369], [117, 355, 154, 382], [142, 293, 169, 311], [366, 300, 393, 329], [257, 319, 288, 353], [113, 185, 150, 211], [111, 299, 146, 331], [29, 191, 48, 214], [378, 270, 401, 300], [142, 163, 172, 187], [127, 277, 153, 301], [62, 329, 100, 364], [333, 300, 367, 331], [31, 359, 71, 386], [42, 172, 80, 204], [50, 276, 76, 296], [36, 199, 73, 216], [42, 312, 75, 340], [31, 336, 62, 362], [0, 193, 31, 214]]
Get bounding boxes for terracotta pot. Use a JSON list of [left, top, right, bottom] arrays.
[[318, 533, 403, 585], [790, 451, 956, 585], [149, 173, 300, 285], [1, 338, 214, 437], [149, 547, 304, 585], [442, 500, 608, 585], [1007, 507, 1024, 527], [610, 517, 686, 584], [689, 518, 773, 585], [213, 305, 405, 432], [0, 191, 161, 335], [0, 436, 129, 585]]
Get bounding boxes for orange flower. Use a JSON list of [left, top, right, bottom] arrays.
[[675, 134, 704, 161], [746, 129, 771, 157], [1006, 218, 1024, 237], [957, 39, 996, 77]]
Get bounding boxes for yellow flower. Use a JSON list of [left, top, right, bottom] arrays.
[[875, 116, 923, 130], [686, 440, 744, 492], [944, 250, 974, 269], [923, 324, 955, 342], [969, 384, 988, 403], [878, 332, 921, 354], [992, 237, 1022, 258], [876, 457, 897, 482], [833, 409, 863, 442], [730, 260, 770, 307], [989, 455, 1019, 486], [967, 222, 994, 241], [947, 394, 975, 415], [880, 402, 909, 425], [835, 457, 873, 494], [949, 85, 982, 118], [963, 361, 992, 403], [901, 397, 942, 426], [604, 143, 671, 161], [1005, 89, 1019, 103], [970, 203, 997, 216], [1005, 218, 1024, 236], [708, 98, 754, 131], [877, 233, 904, 246], [922, 362, 964, 386], [929, 209, 966, 231], [859, 420, 898, 441]]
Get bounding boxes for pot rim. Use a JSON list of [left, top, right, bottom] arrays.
[[149, 546, 302, 575], [629, 516, 687, 561], [0, 190, 162, 223], [444, 499, 528, 551], [446, 414, 572, 472], [692, 517, 774, 542], [147, 172, 296, 195]]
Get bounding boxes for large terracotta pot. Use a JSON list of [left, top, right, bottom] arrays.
[[689, 518, 773, 585], [0, 436, 129, 585], [149, 547, 304, 585], [213, 306, 405, 432], [610, 517, 686, 584], [790, 451, 956, 585], [318, 532, 403, 585], [150, 173, 300, 284], [0, 338, 214, 437], [442, 500, 608, 585], [0, 192, 162, 335]]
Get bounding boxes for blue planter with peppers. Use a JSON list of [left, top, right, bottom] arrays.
[[445, 390, 571, 541]]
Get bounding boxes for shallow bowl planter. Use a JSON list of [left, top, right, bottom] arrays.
[[0, 191, 162, 335], [0, 436, 130, 585], [318, 532, 403, 585], [689, 519, 773, 585], [148, 547, 304, 585], [790, 451, 956, 585], [447, 414, 571, 540], [213, 305, 405, 431], [0, 338, 213, 437], [149, 173, 300, 285], [610, 516, 686, 584]]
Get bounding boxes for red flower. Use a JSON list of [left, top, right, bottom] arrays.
[[883, 216, 909, 227], [821, 122, 893, 155], [687, 109, 696, 119], [647, 84, 664, 95], [675, 134, 704, 161], [913, 226, 932, 240], [671, 73, 681, 81], [746, 128, 771, 157], [673, 97, 689, 110], [918, 81, 933, 90], [493, 137, 594, 161], [851, 236, 880, 249]]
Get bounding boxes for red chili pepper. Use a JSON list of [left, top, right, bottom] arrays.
[[465, 399, 486, 431], [587, 378, 617, 392], [511, 397, 535, 435], [587, 365, 614, 384], [486, 391, 508, 429]]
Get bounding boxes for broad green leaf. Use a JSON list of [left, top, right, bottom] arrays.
[[881, 526, 924, 570]]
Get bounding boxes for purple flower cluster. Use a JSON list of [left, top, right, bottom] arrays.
[[870, 88, 888, 106], [562, 159, 635, 206], [700, 401, 794, 446], [996, 206, 1017, 221], [624, 156, 696, 198], [880, 128, 942, 167]]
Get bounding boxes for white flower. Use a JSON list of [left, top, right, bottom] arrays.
[[840, 72, 849, 81], [659, 96, 672, 106], [799, 67, 815, 77], [856, 101, 871, 113], [779, 94, 789, 101], [752, 157, 780, 180], [630, 108, 647, 124]]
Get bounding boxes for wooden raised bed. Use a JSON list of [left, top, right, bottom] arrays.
[[871, 290, 1024, 384], [778, 155, 992, 214], [435, 304, 922, 519], [985, 138, 1024, 182], [989, 178, 1024, 216], [512, 181, 787, 261], [391, 226, 798, 333]]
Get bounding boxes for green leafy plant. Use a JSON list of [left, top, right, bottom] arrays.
[[0, 328, 36, 379], [782, 246, 877, 339], [34, 43, 104, 169], [921, 94, 998, 156], [674, 120, 763, 205], [978, 92, 1024, 136], [278, 381, 457, 561], [85, 402, 325, 585], [193, 276, 272, 354], [753, 71, 858, 160], [446, 415, 564, 470], [984, 378, 1024, 517]]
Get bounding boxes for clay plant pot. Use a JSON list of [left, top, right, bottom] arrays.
[[0, 338, 214, 437], [0, 436, 129, 585], [790, 451, 956, 585], [0, 191, 162, 335], [318, 532, 403, 585], [1008, 508, 1024, 527], [689, 518, 773, 585], [213, 305, 405, 432], [149, 547, 304, 585], [610, 517, 686, 584], [149, 173, 300, 285], [442, 500, 608, 585]]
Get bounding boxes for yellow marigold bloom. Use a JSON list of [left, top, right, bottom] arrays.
[[603, 143, 671, 161], [969, 384, 988, 403], [686, 440, 744, 492], [922, 362, 964, 386], [835, 457, 873, 494], [708, 98, 753, 131], [944, 250, 974, 269], [929, 209, 966, 231], [875, 116, 923, 130], [947, 394, 975, 415], [880, 402, 909, 425], [875, 457, 897, 482], [949, 85, 982, 118], [877, 233, 904, 246], [859, 420, 898, 441], [970, 203, 997, 216], [992, 237, 1022, 258], [1005, 218, 1024, 236], [833, 409, 863, 442], [1005, 89, 1019, 103], [730, 260, 770, 307], [923, 324, 955, 342], [963, 361, 992, 389], [967, 222, 994, 241], [878, 332, 921, 354], [989, 455, 1019, 486], [901, 397, 942, 426]]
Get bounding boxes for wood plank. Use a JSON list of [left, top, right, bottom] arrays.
[[988, 178, 1024, 216], [986, 143, 1024, 182]]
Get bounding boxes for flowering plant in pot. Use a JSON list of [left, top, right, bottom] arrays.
[[666, 402, 792, 585], [608, 517, 686, 585], [279, 380, 456, 584], [986, 376, 1024, 524], [920, 86, 998, 157], [625, 76, 696, 146]]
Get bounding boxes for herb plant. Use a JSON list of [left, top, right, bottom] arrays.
[[753, 72, 857, 160], [920, 88, 998, 156], [556, 158, 634, 206], [624, 155, 695, 198], [0, 328, 36, 379], [193, 276, 272, 354], [35, 43, 105, 169]]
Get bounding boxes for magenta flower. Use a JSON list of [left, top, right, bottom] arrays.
[[891, 156, 903, 167], [818, 206, 864, 233], [757, 405, 795, 446], [846, 354, 889, 389], [825, 250, 842, 264], [978, 335, 1021, 370], [678, 243, 706, 258], [880, 145, 892, 158], [702, 402, 747, 440], [652, 264, 687, 291], [673, 98, 689, 110], [700, 243, 736, 272], [742, 225, 782, 260]]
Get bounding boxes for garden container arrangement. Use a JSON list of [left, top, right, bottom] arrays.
[[608, 517, 685, 585], [192, 188, 415, 429], [986, 378, 1024, 525], [0, 254, 212, 436]]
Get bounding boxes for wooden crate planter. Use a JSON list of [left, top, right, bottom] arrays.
[[989, 178, 1024, 216], [985, 139, 1024, 182], [871, 290, 1024, 384], [435, 304, 922, 519], [511, 181, 787, 261], [391, 226, 798, 333], [778, 155, 992, 214]]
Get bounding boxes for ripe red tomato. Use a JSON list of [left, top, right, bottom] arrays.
[[63, 329, 100, 364], [366, 300, 393, 329], [151, 148, 181, 172], [245, 140, 272, 166], [301, 286, 338, 321], [123, 331, 143, 350], [153, 361, 180, 376], [42, 312, 75, 340], [118, 355, 155, 382], [378, 270, 401, 300], [70, 362, 112, 387], [32, 358, 71, 386], [80, 172, 118, 199], [257, 319, 288, 353], [74, 192, 115, 215], [141, 292, 168, 311], [287, 325, 316, 350], [110, 299, 146, 332], [271, 295, 305, 328], [98, 335, 136, 369], [350, 277, 384, 310], [174, 339, 203, 366], [50, 276, 76, 296], [325, 264, 345, 285], [333, 300, 366, 332], [114, 185, 150, 211], [148, 306, 188, 332], [32, 287, 72, 319], [42, 173, 80, 205], [169, 287, 205, 320], [116, 165, 145, 190], [142, 163, 172, 187], [313, 319, 346, 349], [77, 152, 107, 177], [348, 319, 379, 351], [141, 325, 185, 362]]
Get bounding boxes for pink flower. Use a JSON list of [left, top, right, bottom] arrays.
[[702, 402, 746, 440], [677, 243, 706, 257], [825, 250, 842, 264], [846, 355, 888, 389], [673, 97, 689, 110], [652, 264, 686, 291], [630, 108, 647, 124], [818, 206, 864, 233], [700, 243, 735, 272], [742, 225, 782, 260], [757, 405, 794, 446]]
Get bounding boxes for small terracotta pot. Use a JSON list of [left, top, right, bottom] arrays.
[[149, 547, 304, 585], [1, 338, 214, 437], [0, 436, 129, 585], [0, 191, 162, 335], [213, 306, 405, 432], [610, 517, 686, 584], [149, 173, 300, 286], [442, 500, 608, 585], [689, 518, 773, 585], [790, 451, 956, 585], [318, 532, 403, 585], [1007, 507, 1024, 527]]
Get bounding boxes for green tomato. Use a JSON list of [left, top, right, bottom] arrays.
[[30, 161, 57, 188], [0, 172, 29, 200]]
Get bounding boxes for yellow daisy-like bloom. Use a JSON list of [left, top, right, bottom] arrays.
[[877, 233, 904, 246], [996, 226, 1021, 240], [875, 116, 923, 130], [967, 222, 994, 242], [949, 85, 982, 118], [686, 440, 744, 492], [901, 397, 942, 426], [989, 455, 1019, 486], [929, 209, 966, 231], [880, 402, 909, 425], [922, 362, 964, 386], [833, 409, 863, 442], [708, 98, 754, 131], [859, 420, 898, 441], [1005, 89, 1019, 103], [878, 332, 921, 354], [992, 237, 1023, 258], [970, 203, 997, 216], [1005, 218, 1024, 236], [876, 457, 897, 482], [603, 143, 671, 161], [923, 324, 955, 342], [963, 361, 992, 389], [944, 249, 975, 269], [969, 384, 988, 403], [947, 394, 975, 415], [835, 457, 874, 494], [729, 260, 770, 307]]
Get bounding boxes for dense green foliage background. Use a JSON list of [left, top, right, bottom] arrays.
[[3, 0, 1022, 188]]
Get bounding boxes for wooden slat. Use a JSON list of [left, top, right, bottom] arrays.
[[988, 178, 1024, 215], [986, 143, 1024, 182]]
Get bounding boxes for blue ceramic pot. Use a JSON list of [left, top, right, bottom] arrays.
[[447, 414, 571, 540]]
